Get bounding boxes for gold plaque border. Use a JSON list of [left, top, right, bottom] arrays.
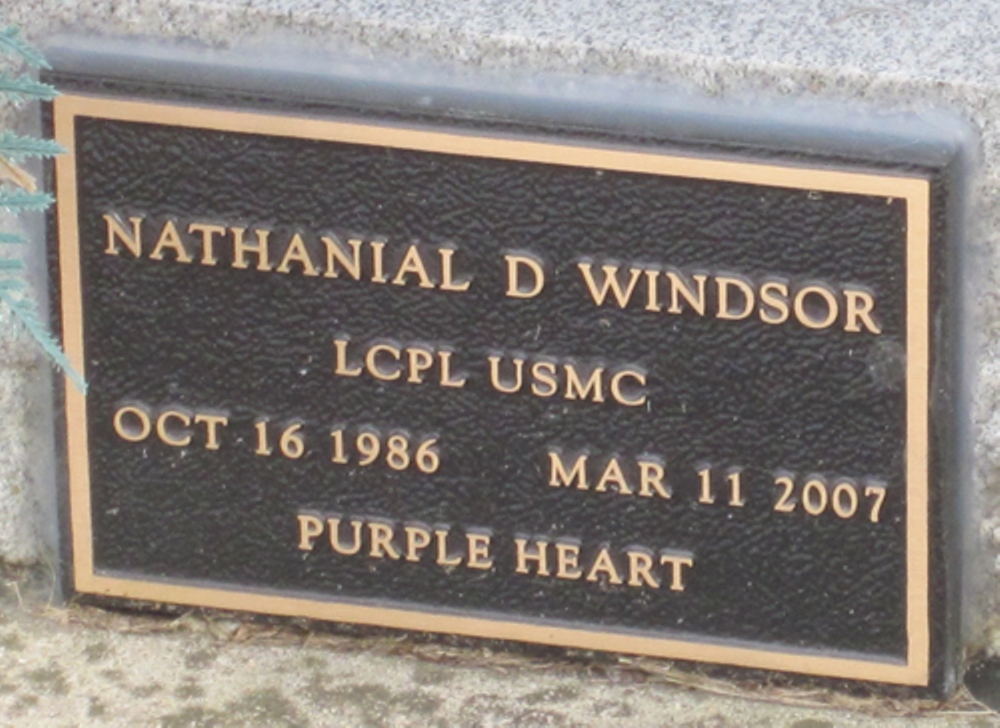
[[53, 94, 932, 686]]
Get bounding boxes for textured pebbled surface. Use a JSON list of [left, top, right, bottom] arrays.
[[53, 90, 954, 682]]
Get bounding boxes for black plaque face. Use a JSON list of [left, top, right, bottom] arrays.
[[49, 83, 962, 689]]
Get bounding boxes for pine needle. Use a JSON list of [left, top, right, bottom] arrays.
[[0, 23, 83, 392], [0, 278, 26, 291], [0, 131, 64, 160], [0, 71, 57, 103], [0, 289, 86, 393], [0, 188, 53, 212], [0, 26, 48, 69]]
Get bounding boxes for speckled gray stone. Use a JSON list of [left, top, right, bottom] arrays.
[[2, 0, 1000, 659], [0, 575, 989, 726], [0, 192, 58, 567], [0, 316, 48, 564]]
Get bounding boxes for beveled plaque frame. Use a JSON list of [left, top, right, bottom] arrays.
[[52, 92, 935, 686]]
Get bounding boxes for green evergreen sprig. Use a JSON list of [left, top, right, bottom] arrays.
[[0, 26, 49, 69], [0, 188, 53, 212], [0, 131, 63, 160], [0, 22, 86, 393], [0, 288, 86, 392], [0, 71, 57, 104]]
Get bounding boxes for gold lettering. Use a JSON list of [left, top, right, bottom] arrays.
[[370, 240, 388, 283], [231, 226, 273, 271], [585, 547, 623, 584], [297, 514, 324, 551], [564, 364, 604, 403], [435, 528, 462, 567], [193, 413, 228, 450], [276, 233, 319, 276], [333, 338, 363, 377], [103, 213, 143, 257], [438, 248, 472, 292], [759, 280, 790, 325], [514, 538, 550, 576], [577, 262, 642, 308], [644, 269, 662, 312], [844, 288, 881, 334], [466, 532, 493, 570], [404, 525, 432, 562], [366, 343, 402, 381], [794, 284, 839, 330], [530, 361, 559, 397], [548, 452, 589, 490], [627, 549, 659, 588], [438, 351, 467, 388], [155, 410, 192, 447], [149, 220, 192, 263], [488, 355, 523, 394], [638, 459, 670, 499], [609, 369, 646, 407], [504, 253, 545, 298], [113, 405, 151, 442], [555, 542, 583, 580], [594, 457, 632, 495], [660, 552, 695, 591], [329, 518, 363, 555], [187, 222, 226, 266], [406, 346, 435, 384], [392, 245, 435, 288], [368, 522, 401, 560], [666, 270, 707, 315], [716, 275, 754, 320], [322, 235, 363, 280]]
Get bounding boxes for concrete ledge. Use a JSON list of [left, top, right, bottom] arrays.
[[0, 569, 992, 726]]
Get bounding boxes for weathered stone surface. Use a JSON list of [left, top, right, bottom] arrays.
[[0, 569, 989, 726]]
